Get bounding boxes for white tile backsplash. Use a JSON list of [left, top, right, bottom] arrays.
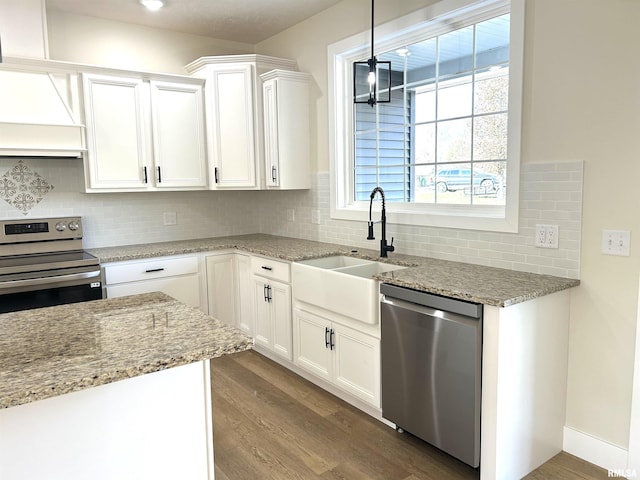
[[0, 158, 582, 278], [258, 161, 583, 279], [0, 158, 262, 248]]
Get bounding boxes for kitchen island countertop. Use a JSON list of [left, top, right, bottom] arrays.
[[88, 234, 580, 308], [0, 292, 253, 409]]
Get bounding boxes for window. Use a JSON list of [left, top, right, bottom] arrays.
[[329, 0, 524, 232]]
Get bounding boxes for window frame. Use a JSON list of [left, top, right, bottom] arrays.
[[328, 0, 524, 232]]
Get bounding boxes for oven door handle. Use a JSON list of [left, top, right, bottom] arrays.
[[0, 270, 102, 290]]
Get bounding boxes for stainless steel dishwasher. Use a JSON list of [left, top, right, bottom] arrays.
[[380, 283, 482, 468]]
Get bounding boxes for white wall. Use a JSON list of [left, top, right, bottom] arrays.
[[46, 9, 254, 74]]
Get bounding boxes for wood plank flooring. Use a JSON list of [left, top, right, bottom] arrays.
[[210, 350, 608, 480]]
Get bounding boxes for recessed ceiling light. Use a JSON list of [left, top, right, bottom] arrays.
[[140, 0, 164, 11], [395, 47, 410, 57]]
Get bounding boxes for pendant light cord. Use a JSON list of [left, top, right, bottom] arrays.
[[370, 0, 375, 61]]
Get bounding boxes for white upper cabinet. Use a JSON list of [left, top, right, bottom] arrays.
[[261, 70, 311, 190], [150, 80, 207, 189], [83, 74, 149, 190], [185, 55, 310, 191], [82, 73, 207, 192], [204, 64, 257, 189]]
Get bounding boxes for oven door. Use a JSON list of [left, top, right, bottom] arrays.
[[0, 266, 104, 313]]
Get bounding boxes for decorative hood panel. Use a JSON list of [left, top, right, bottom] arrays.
[[0, 66, 86, 158]]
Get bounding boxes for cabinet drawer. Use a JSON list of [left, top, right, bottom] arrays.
[[105, 256, 199, 285], [251, 256, 290, 283]]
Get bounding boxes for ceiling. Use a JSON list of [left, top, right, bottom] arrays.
[[45, 0, 343, 45]]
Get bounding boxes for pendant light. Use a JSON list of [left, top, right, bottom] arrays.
[[353, 0, 391, 107]]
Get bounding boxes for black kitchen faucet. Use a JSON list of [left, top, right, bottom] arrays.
[[367, 186, 395, 258]]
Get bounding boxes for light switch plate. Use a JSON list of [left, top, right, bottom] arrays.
[[311, 210, 320, 225], [602, 229, 631, 256], [286, 209, 295, 222]]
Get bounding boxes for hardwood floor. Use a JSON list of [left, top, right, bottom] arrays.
[[210, 350, 608, 479]]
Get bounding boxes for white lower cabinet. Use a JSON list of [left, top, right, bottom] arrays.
[[251, 256, 292, 361], [235, 253, 254, 336], [205, 252, 254, 335], [206, 253, 236, 326], [293, 308, 381, 408], [104, 255, 202, 310]]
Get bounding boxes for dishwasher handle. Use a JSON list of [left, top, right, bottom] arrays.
[[380, 283, 482, 319], [381, 295, 482, 326]]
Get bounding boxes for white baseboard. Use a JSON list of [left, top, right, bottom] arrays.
[[563, 426, 629, 473]]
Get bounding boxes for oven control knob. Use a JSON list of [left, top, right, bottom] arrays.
[[68, 221, 80, 231], [55, 222, 67, 232]]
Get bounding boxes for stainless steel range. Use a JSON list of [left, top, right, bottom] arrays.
[[0, 217, 103, 313]]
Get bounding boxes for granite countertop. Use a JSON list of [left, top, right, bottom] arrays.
[[88, 234, 580, 307], [0, 292, 253, 409]]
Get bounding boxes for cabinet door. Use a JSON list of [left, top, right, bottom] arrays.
[[271, 280, 292, 361], [206, 254, 236, 327], [262, 79, 279, 188], [106, 276, 201, 309], [261, 73, 310, 190], [150, 80, 207, 189], [208, 64, 257, 189], [253, 276, 272, 350], [293, 309, 332, 382], [235, 254, 254, 336], [83, 74, 149, 190], [333, 324, 381, 407]]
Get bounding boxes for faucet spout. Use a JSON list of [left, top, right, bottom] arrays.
[[367, 187, 395, 258]]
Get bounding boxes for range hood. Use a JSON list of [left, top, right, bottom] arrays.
[[0, 64, 86, 158]]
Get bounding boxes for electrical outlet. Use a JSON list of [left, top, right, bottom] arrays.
[[535, 224, 547, 247], [535, 224, 559, 249], [311, 210, 320, 225], [163, 212, 177, 226], [546, 225, 559, 248], [286, 209, 295, 222], [602, 230, 631, 256]]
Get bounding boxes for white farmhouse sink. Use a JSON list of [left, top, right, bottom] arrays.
[[292, 256, 406, 325], [297, 255, 373, 269], [336, 262, 406, 278]]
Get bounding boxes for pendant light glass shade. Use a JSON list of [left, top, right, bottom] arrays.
[[353, 0, 391, 107], [353, 58, 391, 106]]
